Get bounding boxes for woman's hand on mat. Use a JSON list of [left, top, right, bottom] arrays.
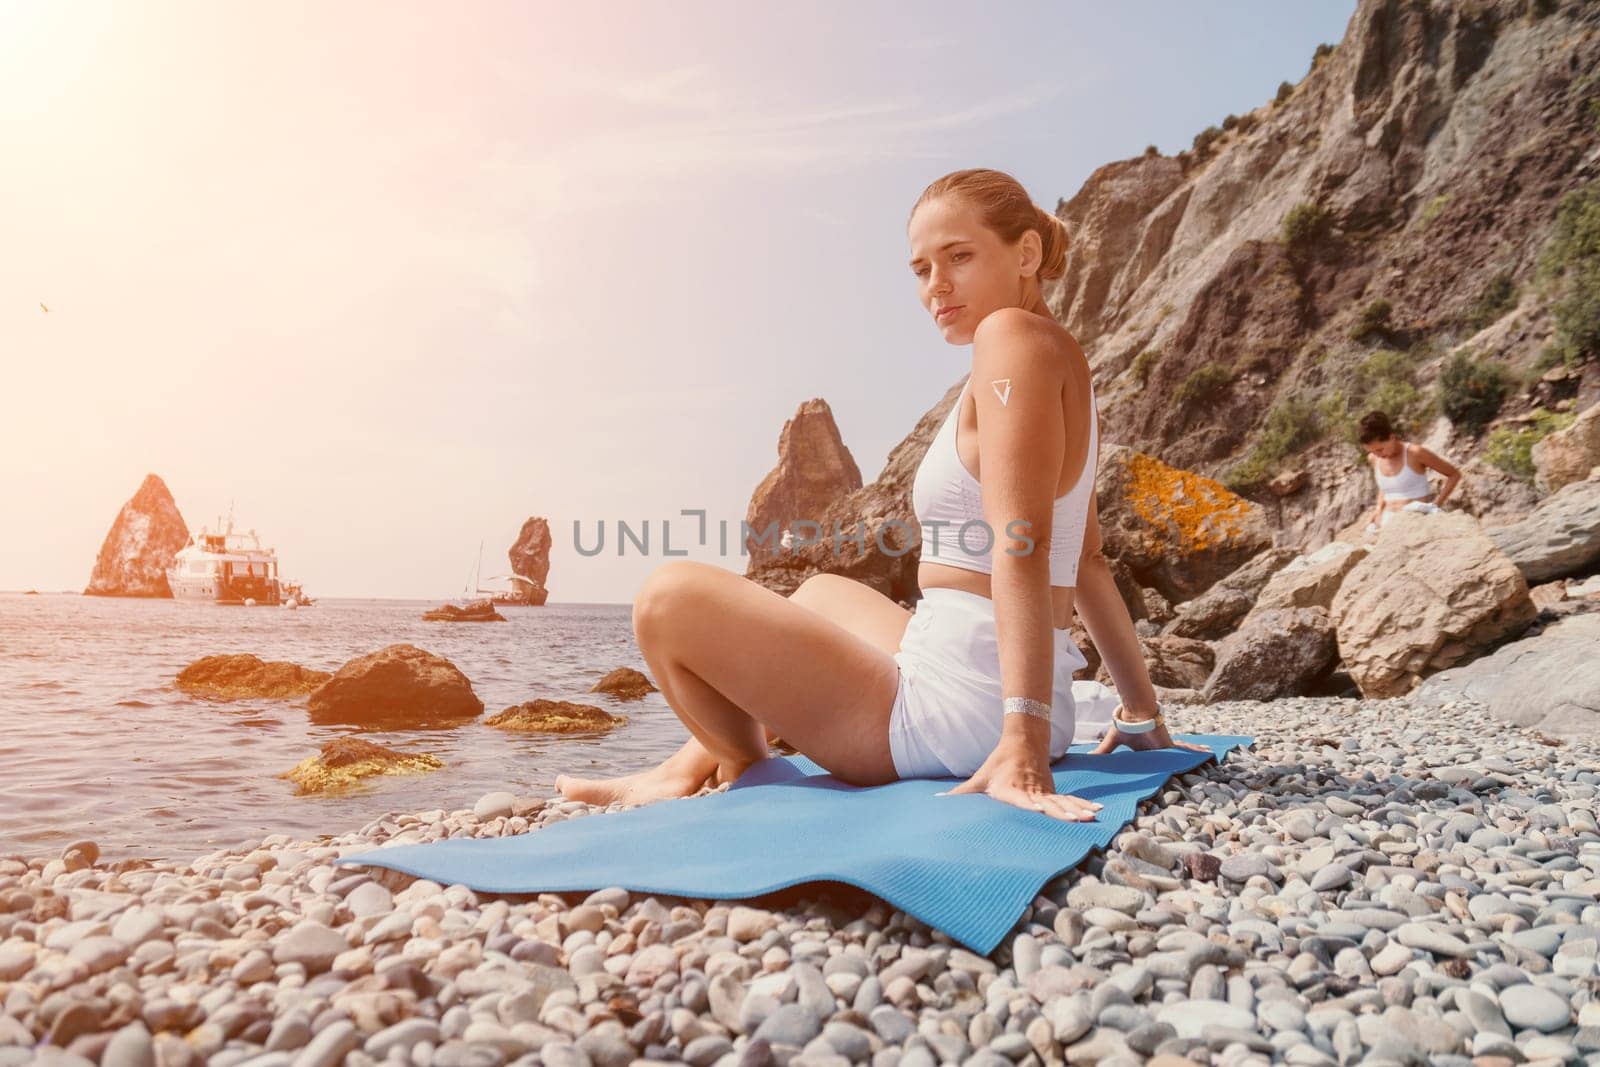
[[939, 743, 1102, 822], [1088, 713, 1211, 756]]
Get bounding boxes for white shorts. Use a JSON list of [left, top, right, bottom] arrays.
[[888, 587, 1087, 779]]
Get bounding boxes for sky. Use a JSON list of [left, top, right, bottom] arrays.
[[1, 1, 1357, 604]]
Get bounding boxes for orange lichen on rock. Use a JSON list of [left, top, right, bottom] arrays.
[[1123, 451, 1256, 552]]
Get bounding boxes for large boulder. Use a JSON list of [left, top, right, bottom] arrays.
[[1487, 473, 1600, 583], [508, 517, 552, 606], [176, 654, 330, 700], [745, 398, 863, 574], [1164, 546, 1297, 639], [307, 645, 484, 726], [1332, 512, 1536, 698], [1415, 614, 1600, 739], [84, 474, 189, 597], [589, 667, 657, 702], [1095, 446, 1274, 604], [1251, 542, 1369, 615], [1204, 607, 1337, 702], [1099, 635, 1214, 691], [1532, 403, 1600, 494]]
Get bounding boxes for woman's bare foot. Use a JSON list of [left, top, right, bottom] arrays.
[[555, 762, 711, 807]]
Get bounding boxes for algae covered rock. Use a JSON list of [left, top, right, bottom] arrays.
[[284, 737, 443, 794], [588, 667, 657, 702], [176, 654, 331, 700], [487, 700, 626, 735]]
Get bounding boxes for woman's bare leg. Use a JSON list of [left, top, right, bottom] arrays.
[[557, 567, 912, 804]]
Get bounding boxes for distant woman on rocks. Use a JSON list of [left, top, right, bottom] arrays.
[[1359, 410, 1461, 534], [557, 168, 1206, 822]]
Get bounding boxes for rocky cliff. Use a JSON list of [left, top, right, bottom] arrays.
[[1045, 0, 1600, 548], [743, 398, 865, 583], [84, 474, 189, 598], [749, 0, 1600, 610]]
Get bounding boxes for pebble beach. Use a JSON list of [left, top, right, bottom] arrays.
[[4, 696, 1598, 1067]]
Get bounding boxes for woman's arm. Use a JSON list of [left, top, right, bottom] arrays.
[[1078, 501, 1211, 755], [1412, 444, 1461, 507], [941, 309, 1101, 822], [1366, 455, 1386, 528]]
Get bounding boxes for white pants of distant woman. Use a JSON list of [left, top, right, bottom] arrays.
[[1367, 500, 1440, 533], [886, 586, 1120, 779]]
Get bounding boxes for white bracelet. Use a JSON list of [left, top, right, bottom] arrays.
[[1003, 696, 1052, 721], [1112, 704, 1163, 734]]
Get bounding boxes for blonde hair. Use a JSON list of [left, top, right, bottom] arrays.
[[910, 168, 1070, 281]]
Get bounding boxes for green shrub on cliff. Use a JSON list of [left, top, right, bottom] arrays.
[[1416, 194, 1450, 229], [1437, 352, 1510, 433], [1131, 348, 1160, 385], [1282, 202, 1332, 252], [1462, 270, 1518, 335], [1192, 126, 1223, 155], [1350, 298, 1393, 342], [1176, 364, 1232, 408], [1275, 81, 1294, 105], [1484, 409, 1576, 481], [1538, 182, 1600, 366], [1319, 346, 1430, 448], [1223, 397, 1320, 491]]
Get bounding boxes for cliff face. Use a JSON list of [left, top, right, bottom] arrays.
[[84, 474, 189, 597], [1045, 0, 1600, 549], [749, 0, 1600, 600]]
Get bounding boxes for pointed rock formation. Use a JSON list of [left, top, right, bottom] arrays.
[[84, 474, 189, 598], [744, 398, 864, 575], [508, 517, 551, 606], [745, 384, 954, 602]]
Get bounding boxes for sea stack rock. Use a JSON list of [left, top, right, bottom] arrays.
[[508, 517, 551, 606], [745, 398, 863, 574], [84, 474, 189, 598]]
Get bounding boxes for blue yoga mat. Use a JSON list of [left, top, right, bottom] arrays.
[[336, 734, 1251, 954]]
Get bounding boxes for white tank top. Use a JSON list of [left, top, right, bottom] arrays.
[[910, 374, 1098, 587], [1374, 443, 1431, 501]]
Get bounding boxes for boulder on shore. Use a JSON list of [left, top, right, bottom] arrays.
[[1098, 636, 1214, 692], [486, 700, 625, 735], [176, 654, 331, 700], [588, 667, 657, 702], [1532, 402, 1600, 494], [283, 737, 443, 794], [1487, 473, 1600, 584], [307, 644, 484, 726], [1250, 542, 1369, 617], [1332, 511, 1536, 698], [1096, 446, 1274, 604], [1415, 613, 1600, 739], [84, 474, 189, 598], [1204, 607, 1338, 703], [422, 599, 505, 622], [1164, 547, 1297, 639]]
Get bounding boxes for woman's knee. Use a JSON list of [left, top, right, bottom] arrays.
[[633, 561, 716, 641]]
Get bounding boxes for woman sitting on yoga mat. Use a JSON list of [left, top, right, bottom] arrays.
[[556, 167, 1206, 822]]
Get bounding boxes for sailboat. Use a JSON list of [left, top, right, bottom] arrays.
[[461, 541, 525, 606]]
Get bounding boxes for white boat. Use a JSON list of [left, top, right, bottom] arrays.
[[167, 516, 284, 605]]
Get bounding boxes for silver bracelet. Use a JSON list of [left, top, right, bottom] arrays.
[[1003, 696, 1052, 721]]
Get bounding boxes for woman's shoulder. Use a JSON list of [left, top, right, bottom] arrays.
[[972, 309, 1084, 368]]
